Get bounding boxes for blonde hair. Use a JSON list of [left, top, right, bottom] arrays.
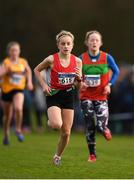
[[56, 30, 74, 44], [84, 30, 103, 45], [7, 41, 20, 54]]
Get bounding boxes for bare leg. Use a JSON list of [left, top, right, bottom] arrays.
[[56, 109, 74, 156], [13, 93, 24, 133], [47, 106, 62, 129], [2, 101, 13, 143]]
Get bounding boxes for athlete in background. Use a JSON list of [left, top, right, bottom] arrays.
[[80, 30, 119, 162], [0, 42, 33, 145], [34, 30, 82, 165], [0, 67, 3, 128]]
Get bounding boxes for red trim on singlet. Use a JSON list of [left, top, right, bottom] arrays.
[[50, 53, 76, 90], [82, 51, 107, 65]]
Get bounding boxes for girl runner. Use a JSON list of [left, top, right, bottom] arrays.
[[34, 30, 82, 165], [0, 41, 33, 145], [80, 30, 120, 162]]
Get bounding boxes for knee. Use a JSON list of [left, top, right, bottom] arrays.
[[49, 121, 62, 130], [15, 108, 23, 115], [62, 131, 71, 139]]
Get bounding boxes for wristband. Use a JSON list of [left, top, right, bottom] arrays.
[[108, 83, 112, 86]]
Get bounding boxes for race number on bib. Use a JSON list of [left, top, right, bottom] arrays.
[[58, 73, 75, 85], [84, 74, 101, 87], [10, 74, 23, 85]]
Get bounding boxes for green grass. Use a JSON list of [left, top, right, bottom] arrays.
[[0, 132, 134, 179]]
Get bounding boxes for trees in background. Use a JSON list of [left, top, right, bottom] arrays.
[[0, 0, 134, 66]]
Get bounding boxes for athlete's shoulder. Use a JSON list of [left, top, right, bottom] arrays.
[[47, 54, 54, 61], [100, 50, 108, 56], [19, 57, 28, 63], [104, 53, 118, 68], [106, 53, 114, 59], [102, 51, 115, 62], [51, 53, 58, 60], [79, 51, 88, 60], [100, 51, 109, 62], [76, 56, 82, 63], [42, 54, 54, 65], [3, 57, 9, 62], [3, 57, 10, 66], [71, 54, 82, 63]]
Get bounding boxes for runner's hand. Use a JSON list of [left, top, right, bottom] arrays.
[[81, 82, 89, 91], [0, 66, 8, 76], [27, 82, 34, 91], [75, 67, 82, 81], [42, 84, 52, 96], [103, 84, 111, 95]]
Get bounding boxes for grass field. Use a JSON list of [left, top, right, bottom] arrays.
[[0, 131, 134, 179]]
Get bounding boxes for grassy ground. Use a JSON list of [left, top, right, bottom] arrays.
[[0, 132, 134, 179]]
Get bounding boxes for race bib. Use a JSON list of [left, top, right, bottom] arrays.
[[10, 74, 24, 85], [58, 73, 75, 85], [84, 74, 101, 87]]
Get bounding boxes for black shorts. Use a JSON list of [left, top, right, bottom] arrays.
[[1, 90, 24, 102], [46, 87, 75, 109]]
